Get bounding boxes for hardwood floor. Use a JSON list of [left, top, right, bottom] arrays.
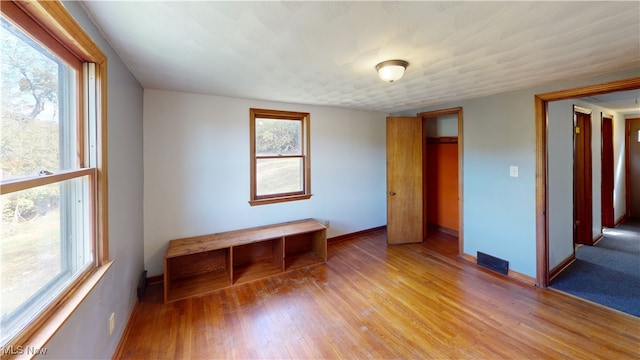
[[115, 229, 639, 359]]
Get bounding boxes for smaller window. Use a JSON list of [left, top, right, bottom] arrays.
[[250, 108, 311, 205]]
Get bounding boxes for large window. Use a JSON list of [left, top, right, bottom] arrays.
[[0, 1, 108, 350], [249, 108, 311, 205]]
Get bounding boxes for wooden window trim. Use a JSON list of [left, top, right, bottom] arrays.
[[249, 108, 312, 206], [0, 168, 95, 195], [1, 1, 82, 70], [1, 0, 110, 354]]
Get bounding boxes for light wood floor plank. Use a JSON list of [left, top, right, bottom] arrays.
[[116, 230, 639, 359]]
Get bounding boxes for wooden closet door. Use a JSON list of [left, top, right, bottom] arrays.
[[387, 116, 423, 244], [601, 116, 614, 228], [629, 118, 640, 218], [574, 111, 593, 245]]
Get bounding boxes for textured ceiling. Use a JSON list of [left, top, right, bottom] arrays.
[[81, 1, 640, 113]]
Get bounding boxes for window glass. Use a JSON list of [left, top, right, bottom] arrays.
[[255, 118, 302, 156], [1, 18, 78, 181], [256, 157, 303, 195], [1, 176, 91, 345], [0, 13, 91, 346]]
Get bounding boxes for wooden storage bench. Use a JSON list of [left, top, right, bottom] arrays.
[[164, 219, 327, 303]]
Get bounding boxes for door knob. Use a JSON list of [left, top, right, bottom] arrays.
[[389, 192, 396, 196]]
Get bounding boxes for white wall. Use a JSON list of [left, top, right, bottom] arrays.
[[393, 67, 639, 279], [612, 109, 627, 221], [426, 113, 458, 137], [143, 90, 387, 276], [547, 99, 627, 271], [42, 3, 144, 359], [547, 100, 574, 270]]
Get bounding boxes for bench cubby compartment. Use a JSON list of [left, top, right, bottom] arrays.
[[164, 248, 230, 303], [284, 231, 326, 271], [232, 238, 284, 284]]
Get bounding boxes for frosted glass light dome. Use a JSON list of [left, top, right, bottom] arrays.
[[375, 60, 409, 82]]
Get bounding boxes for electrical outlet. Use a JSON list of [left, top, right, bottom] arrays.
[[109, 312, 115, 336]]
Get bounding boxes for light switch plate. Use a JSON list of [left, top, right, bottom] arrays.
[[510, 166, 519, 178]]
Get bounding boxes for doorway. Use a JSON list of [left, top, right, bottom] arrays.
[[535, 77, 640, 287], [420, 108, 463, 256], [573, 107, 593, 245], [385, 107, 463, 256], [424, 115, 459, 236]]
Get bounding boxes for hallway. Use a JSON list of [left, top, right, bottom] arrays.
[[550, 219, 640, 317]]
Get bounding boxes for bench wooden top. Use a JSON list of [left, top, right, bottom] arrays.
[[165, 218, 326, 259]]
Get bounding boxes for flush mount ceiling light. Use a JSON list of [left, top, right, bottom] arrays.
[[375, 59, 409, 82]]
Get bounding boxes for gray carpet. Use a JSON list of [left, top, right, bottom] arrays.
[[550, 219, 640, 317]]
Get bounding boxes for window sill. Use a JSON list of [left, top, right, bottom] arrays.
[[12, 261, 114, 360], [249, 194, 312, 206]]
